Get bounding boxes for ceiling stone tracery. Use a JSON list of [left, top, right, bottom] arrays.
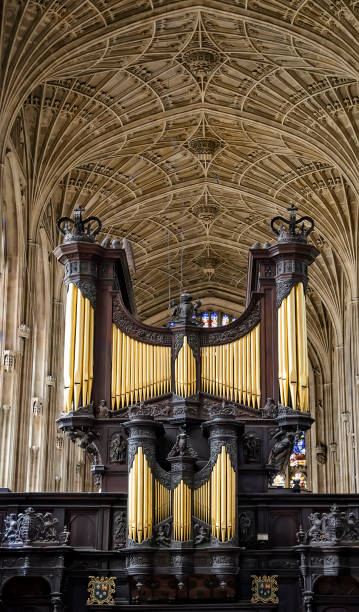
[[2, 0, 359, 325]]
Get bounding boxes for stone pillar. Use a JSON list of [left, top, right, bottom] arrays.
[[15, 240, 38, 490]]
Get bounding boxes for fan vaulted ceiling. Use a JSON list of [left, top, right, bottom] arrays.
[[2, 0, 359, 326]]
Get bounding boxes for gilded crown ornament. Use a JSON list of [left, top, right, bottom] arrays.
[[56, 206, 102, 243], [271, 204, 314, 244]]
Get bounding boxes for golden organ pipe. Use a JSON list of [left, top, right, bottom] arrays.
[[278, 302, 284, 406], [227, 454, 231, 540], [282, 298, 289, 406], [229, 342, 233, 400], [296, 283, 308, 411], [111, 325, 117, 409], [133, 340, 138, 404], [64, 283, 77, 412], [82, 298, 90, 407], [116, 329, 122, 409], [287, 287, 298, 409], [143, 454, 148, 540], [88, 306, 94, 404], [255, 325, 260, 408], [221, 447, 226, 541], [73, 289, 85, 410]]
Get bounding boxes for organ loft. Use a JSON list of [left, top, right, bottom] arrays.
[[2, 201, 359, 611]]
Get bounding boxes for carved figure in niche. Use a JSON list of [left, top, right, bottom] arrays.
[[96, 399, 109, 418], [154, 522, 171, 546], [243, 434, 261, 463], [267, 429, 297, 473], [110, 433, 127, 463], [2, 513, 18, 544], [193, 523, 210, 545], [239, 512, 252, 542], [112, 512, 126, 549], [316, 443, 327, 465]]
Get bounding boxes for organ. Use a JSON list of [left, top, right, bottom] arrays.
[[54, 202, 318, 598]]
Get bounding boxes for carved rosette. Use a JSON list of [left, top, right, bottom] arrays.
[[187, 137, 222, 161], [181, 48, 222, 78]]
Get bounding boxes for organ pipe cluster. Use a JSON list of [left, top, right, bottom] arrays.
[[63, 283, 94, 412], [211, 446, 236, 542], [201, 324, 260, 408], [173, 480, 192, 541], [193, 481, 210, 524], [278, 283, 309, 411], [112, 325, 171, 409], [128, 447, 153, 542], [175, 336, 197, 397], [154, 480, 171, 524]]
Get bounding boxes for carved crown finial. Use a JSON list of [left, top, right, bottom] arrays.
[[270, 204, 314, 244], [57, 206, 102, 244]]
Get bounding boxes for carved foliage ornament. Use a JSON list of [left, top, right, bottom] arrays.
[[86, 576, 116, 605], [250, 575, 279, 604]]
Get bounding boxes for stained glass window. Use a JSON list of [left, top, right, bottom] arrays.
[[290, 472, 307, 489], [272, 474, 285, 488], [222, 314, 230, 326], [290, 432, 306, 467], [202, 312, 209, 328], [289, 432, 307, 489], [210, 312, 218, 327]]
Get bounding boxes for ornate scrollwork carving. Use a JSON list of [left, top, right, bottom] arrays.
[[71, 279, 96, 308], [113, 294, 171, 345]]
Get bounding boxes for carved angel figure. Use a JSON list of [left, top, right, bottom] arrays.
[[193, 523, 210, 545], [267, 429, 297, 473], [155, 522, 171, 546]]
